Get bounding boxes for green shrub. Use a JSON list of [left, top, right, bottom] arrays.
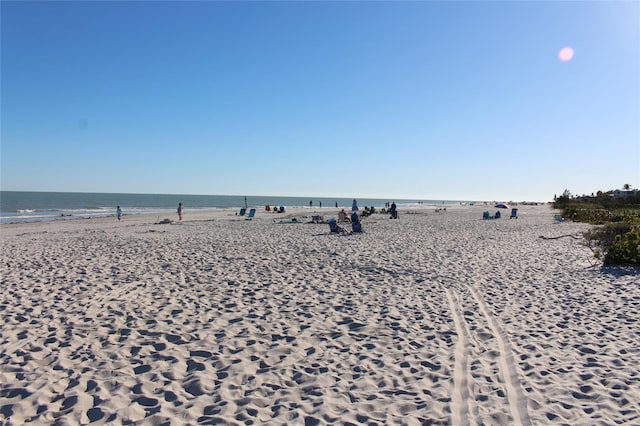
[[554, 187, 640, 266], [564, 208, 612, 224], [563, 207, 640, 225], [585, 224, 640, 266], [604, 226, 640, 266]]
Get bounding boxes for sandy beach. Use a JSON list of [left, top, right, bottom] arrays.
[[1, 204, 638, 425]]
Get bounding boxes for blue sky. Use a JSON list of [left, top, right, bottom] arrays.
[[2, 1, 638, 202]]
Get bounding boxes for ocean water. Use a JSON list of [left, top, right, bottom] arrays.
[[0, 192, 457, 224]]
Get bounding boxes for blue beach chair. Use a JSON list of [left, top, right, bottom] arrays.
[[329, 218, 348, 234], [245, 208, 256, 220], [238, 208, 246, 216], [351, 212, 363, 233]]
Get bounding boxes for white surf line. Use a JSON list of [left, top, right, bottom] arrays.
[[469, 286, 531, 426], [445, 287, 472, 426]]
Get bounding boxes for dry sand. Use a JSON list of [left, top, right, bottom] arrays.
[[1, 204, 638, 425]]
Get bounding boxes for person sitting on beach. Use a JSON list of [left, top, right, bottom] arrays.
[[338, 209, 350, 222]]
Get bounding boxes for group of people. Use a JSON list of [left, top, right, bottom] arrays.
[[265, 205, 285, 213], [330, 210, 362, 234], [116, 200, 396, 223], [308, 201, 343, 208], [341, 200, 397, 219], [360, 206, 376, 217]]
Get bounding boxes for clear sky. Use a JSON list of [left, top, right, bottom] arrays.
[[2, 1, 639, 202]]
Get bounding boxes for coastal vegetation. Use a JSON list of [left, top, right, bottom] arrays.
[[553, 186, 640, 266]]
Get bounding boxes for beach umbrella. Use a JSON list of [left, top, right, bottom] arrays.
[[352, 199, 358, 211], [495, 203, 509, 209]]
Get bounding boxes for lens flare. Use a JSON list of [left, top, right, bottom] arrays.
[[558, 47, 574, 62]]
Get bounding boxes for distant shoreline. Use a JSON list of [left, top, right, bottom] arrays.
[[1, 191, 545, 224]]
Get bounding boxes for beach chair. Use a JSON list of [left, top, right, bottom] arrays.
[[483, 211, 491, 220], [245, 208, 256, 220], [510, 208, 518, 219], [279, 206, 285, 213], [238, 208, 246, 216], [329, 218, 348, 234], [351, 212, 363, 233]]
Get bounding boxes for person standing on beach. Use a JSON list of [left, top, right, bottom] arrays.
[[177, 203, 183, 221], [116, 206, 122, 221], [390, 202, 398, 219]]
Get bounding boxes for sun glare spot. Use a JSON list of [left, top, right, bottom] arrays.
[[558, 47, 574, 62]]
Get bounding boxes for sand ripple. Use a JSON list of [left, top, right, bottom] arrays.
[[1, 206, 639, 424]]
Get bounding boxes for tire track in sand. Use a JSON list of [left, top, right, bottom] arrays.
[[469, 286, 531, 426], [445, 287, 473, 426], [445, 285, 531, 426]]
